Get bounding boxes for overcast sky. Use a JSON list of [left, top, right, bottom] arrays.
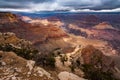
[[0, 0, 120, 12]]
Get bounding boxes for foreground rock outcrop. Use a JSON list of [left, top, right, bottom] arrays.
[[58, 71, 86, 80], [0, 51, 53, 80]]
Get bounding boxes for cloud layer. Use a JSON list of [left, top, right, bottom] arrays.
[[0, 0, 120, 12]]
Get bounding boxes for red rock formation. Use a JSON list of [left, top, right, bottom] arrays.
[[93, 22, 115, 30], [0, 12, 69, 53], [81, 45, 103, 64], [0, 12, 68, 40], [0, 12, 19, 23]]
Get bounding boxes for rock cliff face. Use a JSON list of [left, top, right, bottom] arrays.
[[0, 51, 53, 80], [93, 22, 115, 30], [58, 13, 120, 55], [81, 45, 103, 64], [0, 12, 18, 23], [58, 71, 86, 80], [1, 12, 119, 55], [0, 12, 70, 54], [64, 23, 120, 55], [0, 12, 67, 39]]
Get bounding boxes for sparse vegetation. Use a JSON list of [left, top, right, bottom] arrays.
[[80, 47, 117, 80], [81, 64, 117, 80], [0, 43, 38, 60], [36, 53, 56, 68], [77, 45, 118, 80], [69, 64, 75, 72], [60, 54, 68, 65]]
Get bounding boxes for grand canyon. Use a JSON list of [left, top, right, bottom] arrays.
[[0, 0, 120, 80], [0, 11, 119, 80]]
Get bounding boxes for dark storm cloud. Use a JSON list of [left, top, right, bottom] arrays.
[[0, 0, 54, 3], [0, 0, 120, 12], [89, 0, 120, 10], [0, 0, 55, 8], [59, 0, 120, 10]]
